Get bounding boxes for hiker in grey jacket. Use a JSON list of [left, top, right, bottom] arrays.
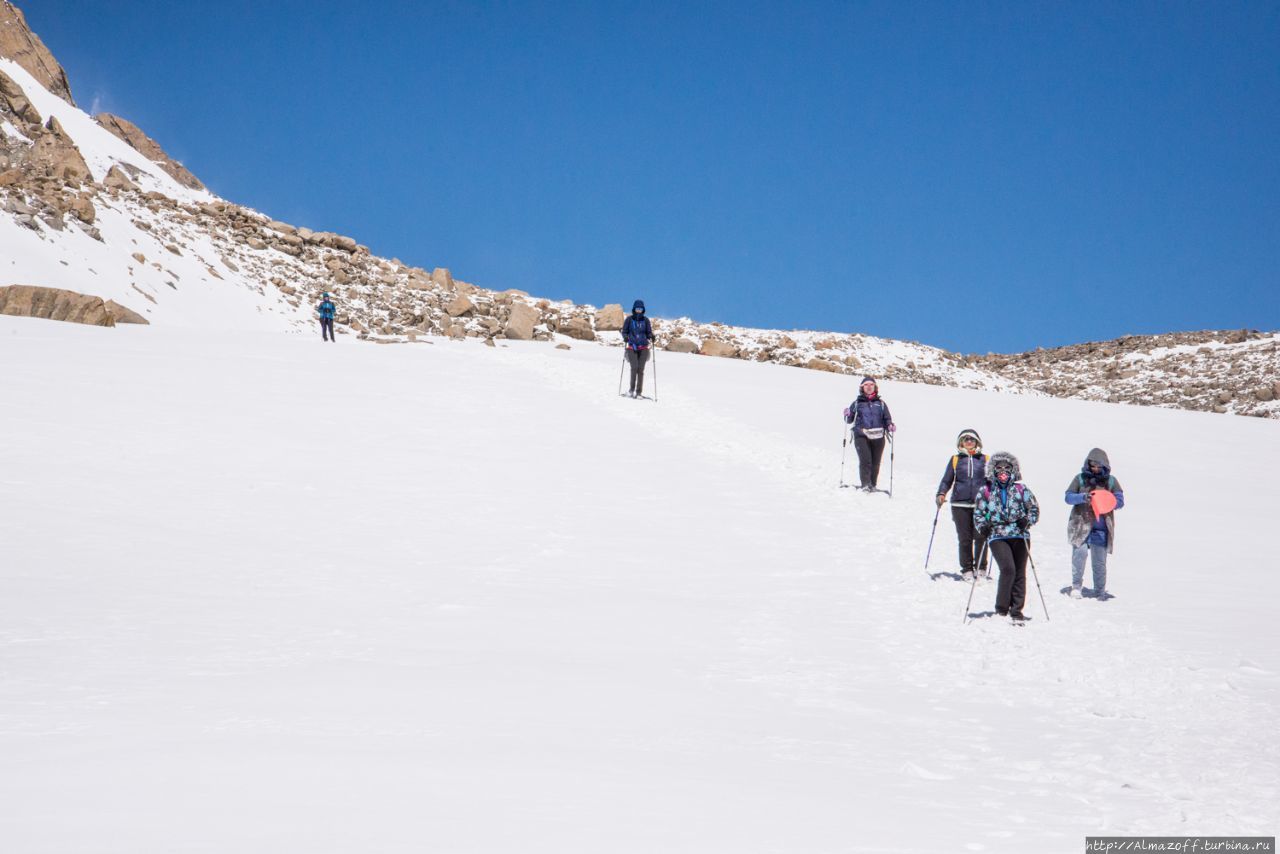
[[1064, 448, 1125, 599], [936, 428, 989, 580]]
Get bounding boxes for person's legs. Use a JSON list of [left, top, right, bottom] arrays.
[[952, 506, 975, 574], [854, 433, 873, 488], [1071, 544, 1088, 590], [990, 540, 1015, 614], [626, 349, 640, 394], [634, 349, 650, 395], [1091, 544, 1108, 596], [1009, 539, 1028, 617], [867, 437, 886, 488]]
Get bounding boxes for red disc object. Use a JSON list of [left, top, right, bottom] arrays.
[[1090, 489, 1117, 516]]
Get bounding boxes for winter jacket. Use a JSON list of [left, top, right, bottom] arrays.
[[974, 451, 1040, 542], [844, 393, 894, 438], [622, 301, 653, 350], [318, 299, 336, 320], [937, 452, 988, 507], [1065, 448, 1125, 553]]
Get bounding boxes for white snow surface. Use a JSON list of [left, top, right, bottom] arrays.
[[2, 317, 1277, 852]]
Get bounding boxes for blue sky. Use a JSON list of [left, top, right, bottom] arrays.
[[28, 1, 1280, 352]]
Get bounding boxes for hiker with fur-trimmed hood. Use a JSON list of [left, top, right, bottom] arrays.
[[974, 451, 1040, 622], [936, 428, 989, 580], [843, 376, 895, 491], [1064, 448, 1125, 600]]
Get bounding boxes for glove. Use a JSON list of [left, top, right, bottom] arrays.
[[975, 525, 989, 540], [936, 494, 946, 508], [888, 423, 896, 434], [1016, 518, 1030, 532]]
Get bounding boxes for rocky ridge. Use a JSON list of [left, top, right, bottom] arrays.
[[0, 3, 1274, 418]]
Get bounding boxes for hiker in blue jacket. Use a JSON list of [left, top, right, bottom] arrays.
[[1064, 448, 1125, 600], [975, 451, 1040, 622], [843, 377, 895, 490], [317, 292, 336, 342], [936, 428, 989, 580], [621, 299, 654, 398]]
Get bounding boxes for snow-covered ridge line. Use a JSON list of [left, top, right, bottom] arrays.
[[1, 29, 1274, 416]]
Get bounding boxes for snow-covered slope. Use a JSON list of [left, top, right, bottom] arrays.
[[2, 317, 1276, 852]]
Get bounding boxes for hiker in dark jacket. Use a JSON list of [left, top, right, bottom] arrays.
[[621, 299, 654, 398], [974, 451, 1040, 622], [317, 292, 336, 342], [936, 428, 989, 580], [843, 377, 895, 490], [1064, 448, 1125, 600]]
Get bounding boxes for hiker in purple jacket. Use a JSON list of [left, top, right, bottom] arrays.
[[843, 377, 895, 491]]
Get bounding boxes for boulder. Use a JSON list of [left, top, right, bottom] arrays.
[[1256, 385, 1276, 402], [778, 335, 797, 349], [446, 295, 475, 318], [555, 343, 571, 350], [594, 304, 625, 331], [245, 236, 268, 251], [559, 316, 595, 341], [104, 300, 149, 325], [0, 285, 116, 327], [665, 337, 698, 353], [700, 339, 739, 359], [805, 358, 841, 373], [102, 164, 138, 191], [504, 301, 540, 340], [432, 267, 454, 289]]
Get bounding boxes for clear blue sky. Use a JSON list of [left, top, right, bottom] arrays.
[[28, 1, 1280, 352]]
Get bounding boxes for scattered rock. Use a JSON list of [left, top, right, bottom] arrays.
[[504, 301, 540, 340]]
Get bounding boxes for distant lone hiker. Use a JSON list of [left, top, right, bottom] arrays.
[[1064, 448, 1125, 600], [621, 299, 654, 398], [936, 428, 990, 580], [844, 376, 895, 491], [318, 292, 336, 342]]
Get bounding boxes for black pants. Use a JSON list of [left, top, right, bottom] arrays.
[[320, 317, 334, 341], [626, 348, 651, 394], [951, 506, 988, 573], [853, 433, 886, 488], [989, 538, 1028, 616]]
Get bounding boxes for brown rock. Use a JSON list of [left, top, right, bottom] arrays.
[[559, 316, 596, 341], [806, 358, 841, 373], [504, 301, 540, 340], [431, 267, 454, 289], [665, 337, 698, 353], [594, 304, 625, 331], [1217, 390, 1233, 405], [778, 335, 797, 349], [700, 339, 739, 359], [245, 236, 268, 251], [95, 113, 205, 190], [1256, 385, 1276, 402], [555, 343, 571, 350], [446, 295, 475, 318], [0, 167, 21, 186], [102, 164, 138, 191], [0, 3, 75, 104], [0, 285, 116, 326], [104, 299, 149, 325], [68, 195, 95, 224]]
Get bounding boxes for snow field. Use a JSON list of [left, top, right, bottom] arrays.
[[0, 317, 1276, 852]]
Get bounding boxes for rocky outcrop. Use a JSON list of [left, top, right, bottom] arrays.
[[95, 113, 205, 190], [0, 285, 116, 326], [594, 304, 624, 331], [503, 301, 540, 340], [0, 2, 74, 105], [665, 337, 698, 353], [104, 299, 149, 324]]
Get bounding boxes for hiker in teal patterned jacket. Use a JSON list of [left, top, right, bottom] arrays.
[[317, 292, 336, 342], [974, 451, 1040, 622]]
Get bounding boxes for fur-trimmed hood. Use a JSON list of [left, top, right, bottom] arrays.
[[986, 450, 1021, 482]]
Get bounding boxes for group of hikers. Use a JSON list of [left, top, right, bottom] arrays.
[[929, 425, 1125, 623], [840, 377, 1125, 624], [317, 294, 1123, 624]]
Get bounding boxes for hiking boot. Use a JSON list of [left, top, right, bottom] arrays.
[[1010, 612, 1026, 623], [961, 570, 975, 582], [1069, 586, 1083, 599]]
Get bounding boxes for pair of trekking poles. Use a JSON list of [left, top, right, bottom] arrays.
[[838, 425, 894, 497], [616, 346, 658, 402], [924, 504, 1049, 623]]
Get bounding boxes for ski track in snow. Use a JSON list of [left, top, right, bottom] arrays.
[[1, 322, 1277, 853]]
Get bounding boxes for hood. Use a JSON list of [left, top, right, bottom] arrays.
[[631, 299, 646, 314], [1082, 447, 1111, 478], [986, 450, 1022, 483], [956, 428, 982, 450]]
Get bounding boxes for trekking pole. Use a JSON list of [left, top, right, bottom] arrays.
[[962, 537, 990, 623], [617, 348, 626, 396], [887, 433, 895, 498], [651, 346, 658, 402], [1026, 539, 1050, 622], [924, 504, 941, 574], [839, 424, 849, 487]]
